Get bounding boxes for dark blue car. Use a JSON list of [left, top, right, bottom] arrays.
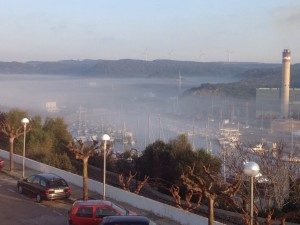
[[99, 215, 157, 225], [17, 173, 71, 203]]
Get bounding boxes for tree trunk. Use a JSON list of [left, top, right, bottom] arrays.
[[82, 157, 89, 201], [9, 137, 14, 172], [265, 210, 274, 225], [208, 197, 214, 225]]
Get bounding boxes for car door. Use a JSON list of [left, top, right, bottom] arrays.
[[30, 176, 43, 196], [21, 175, 36, 195], [73, 206, 95, 225], [94, 206, 121, 225]]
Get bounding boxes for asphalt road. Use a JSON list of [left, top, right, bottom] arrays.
[[0, 165, 182, 225], [0, 172, 70, 225]]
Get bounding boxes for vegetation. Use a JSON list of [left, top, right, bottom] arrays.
[[26, 116, 74, 171], [0, 109, 31, 171], [1, 107, 300, 224], [0, 60, 273, 77], [66, 139, 106, 200], [183, 81, 259, 100], [182, 63, 300, 100], [137, 134, 228, 224], [135, 135, 300, 224], [179, 163, 241, 225], [222, 141, 300, 224], [138, 134, 221, 187], [111, 149, 149, 194], [0, 109, 74, 172]]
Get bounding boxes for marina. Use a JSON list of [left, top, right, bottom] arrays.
[[67, 106, 240, 156]]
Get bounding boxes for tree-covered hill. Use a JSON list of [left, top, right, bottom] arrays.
[[3, 59, 299, 100], [0, 59, 279, 78], [182, 63, 300, 100]]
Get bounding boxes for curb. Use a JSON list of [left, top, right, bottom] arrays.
[[0, 168, 22, 180]]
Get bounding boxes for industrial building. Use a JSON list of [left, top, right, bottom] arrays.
[[255, 49, 300, 133], [256, 88, 300, 119]]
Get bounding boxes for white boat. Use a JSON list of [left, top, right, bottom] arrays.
[[250, 144, 264, 154]]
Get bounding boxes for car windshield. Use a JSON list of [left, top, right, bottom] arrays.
[[27, 175, 35, 183], [48, 179, 67, 188], [111, 203, 127, 215]]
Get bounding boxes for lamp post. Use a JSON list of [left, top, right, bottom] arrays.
[[244, 161, 260, 225], [102, 134, 110, 200], [21, 118, 29, 178]]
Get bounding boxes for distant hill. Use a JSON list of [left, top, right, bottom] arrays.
[[182, 63, 300, 100], [4, 59, 298, 100], [0, 59, 280, 78]]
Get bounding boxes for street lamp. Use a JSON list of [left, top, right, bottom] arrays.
[[244, 161, 260, 225], [102, 134, 110, 200], [21, 118, 29, 178]]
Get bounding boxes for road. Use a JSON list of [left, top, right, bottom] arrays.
[[0, 169, 182, 225], [0, 172, 70, 225]]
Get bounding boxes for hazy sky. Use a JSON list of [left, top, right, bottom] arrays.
[[1, 0, 299, 63]]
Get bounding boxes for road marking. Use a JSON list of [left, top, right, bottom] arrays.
[[38, 203, 46, 208], [0, 177, 15, 183], [7, 188, 15, 193], [53, 210, 63, 216]]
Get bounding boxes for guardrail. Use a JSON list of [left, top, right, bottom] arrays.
[[0, 149, 224, 225]]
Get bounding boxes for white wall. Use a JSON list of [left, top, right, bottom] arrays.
[[0, 149, 224, 225]]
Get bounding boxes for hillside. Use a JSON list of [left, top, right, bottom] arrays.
[[2, 59, 298, 100], [182, 63, 300, 100], [0, 59, 279, 78]]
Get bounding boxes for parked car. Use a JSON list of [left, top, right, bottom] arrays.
[[0, 159, 4, 171], [17, 173, 71, 203], [99, 215, 157, 225], [68, 200, 136, 225]]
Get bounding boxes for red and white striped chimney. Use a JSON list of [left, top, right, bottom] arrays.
[[281, 49, 291, 118]]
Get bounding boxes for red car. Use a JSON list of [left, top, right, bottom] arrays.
[[68, 200, 136, 225], [0, 159, 4, 171]]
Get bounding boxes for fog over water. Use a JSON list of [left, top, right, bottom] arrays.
[[0, 74, 238, 153]]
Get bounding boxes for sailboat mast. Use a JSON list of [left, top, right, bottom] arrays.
[[159, 115, 161, 140]]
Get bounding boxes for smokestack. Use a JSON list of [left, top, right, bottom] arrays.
[[281, 49, 291, 118]]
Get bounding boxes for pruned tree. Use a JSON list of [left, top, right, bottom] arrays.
[[114, 148, 149, 194], [223, 140, 300, 224], [66, 138, 110, 200], [0, 110, 31, 172], [119, 171, 137, 191], [134, 175, 149, 194], [180, 163, 242, 225], [137, 134, 225, 222], [118, 171, 149, 194], [168, 184, 203, 211], [275, 211, 300, 225]]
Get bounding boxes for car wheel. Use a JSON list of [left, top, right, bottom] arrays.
[[18, 185, 23, 194], [36, 194, 42, 203]]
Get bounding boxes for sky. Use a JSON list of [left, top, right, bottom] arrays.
[[0, 0, 300, 63]]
